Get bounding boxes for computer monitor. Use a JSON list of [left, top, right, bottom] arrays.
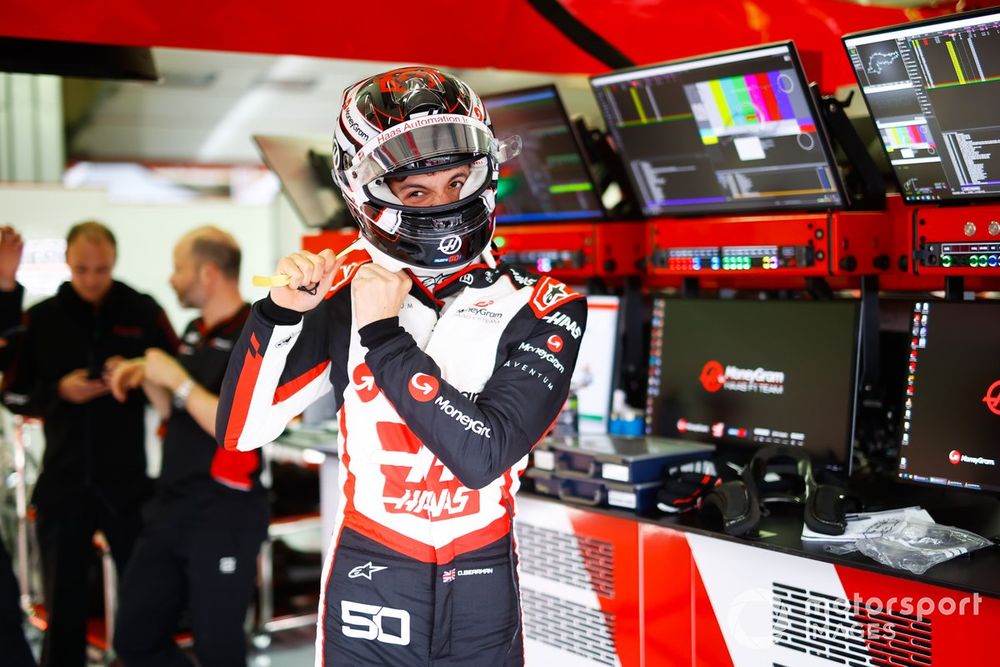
[[646, 298, 860, 471], [482, 85, 605, 223], [844, 8, 1000, 204], [589, 42, 844, 217], [896, 301, 1000, 493], [253, 134, 352, 229]]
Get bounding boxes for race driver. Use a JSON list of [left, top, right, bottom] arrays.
[[215, 66, 587, 665]]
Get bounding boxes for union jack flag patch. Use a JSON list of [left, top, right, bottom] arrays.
[[442, 568, 456, 583]]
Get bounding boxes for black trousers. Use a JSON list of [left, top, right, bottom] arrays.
[[113, 488, 268, 667], [35, 494, 142, 667], [0, 540, 35, 666], [320, 527, 523, 666]]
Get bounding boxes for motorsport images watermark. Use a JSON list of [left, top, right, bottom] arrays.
[[726, 587, 982, 650]]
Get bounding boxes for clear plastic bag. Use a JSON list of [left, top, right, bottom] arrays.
[[853, 519, 991, 575]]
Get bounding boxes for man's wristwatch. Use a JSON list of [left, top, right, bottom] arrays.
[[172, 379, 194, 410]]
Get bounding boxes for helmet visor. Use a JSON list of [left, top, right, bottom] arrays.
[[347, 115, 521, 190]]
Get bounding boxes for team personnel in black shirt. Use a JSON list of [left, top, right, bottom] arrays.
[[0, 225, 35, 666], [110, 226, 267, 666], [1, 221, 178, 667]]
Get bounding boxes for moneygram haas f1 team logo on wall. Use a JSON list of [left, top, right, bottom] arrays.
[[698, 360, 786, 395], [700, 360, 726, 393], [984, 380, 1000, 416]]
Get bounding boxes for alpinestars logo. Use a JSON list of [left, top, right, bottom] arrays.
[[348, 562, 387, 580], [699, 360, 785, 395], [434, 395, 492, 437], [984, 380, 1000, 416], [948, 449, 996, 467]]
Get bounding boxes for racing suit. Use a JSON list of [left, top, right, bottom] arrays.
[[216, 247, 586, 665]]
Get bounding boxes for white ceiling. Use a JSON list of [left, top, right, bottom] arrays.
[[69, 47, 600, 164]]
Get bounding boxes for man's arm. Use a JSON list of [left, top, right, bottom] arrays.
[[0, 226, 25, 370], [1, 311, 52, 416], [215, 298, 339, 451], [216, 247, 350, 451], [110, 352, 220, 436], [362, 296, 587, 490]]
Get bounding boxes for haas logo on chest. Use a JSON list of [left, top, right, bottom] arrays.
[[374, 422, 479, 521]]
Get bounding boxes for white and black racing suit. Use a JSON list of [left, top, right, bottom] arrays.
[[215, 245, 586, 666]]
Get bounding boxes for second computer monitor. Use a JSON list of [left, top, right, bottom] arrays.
[[590, 42, 844, 217], [482, 85, 605, 224], [646, 299, 860, 471]]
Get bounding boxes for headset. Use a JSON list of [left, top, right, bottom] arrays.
[[700, 445, 858, 537]]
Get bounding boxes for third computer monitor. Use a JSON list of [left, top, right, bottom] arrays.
[[590, 41, 844, 217], [646, 298, 860, 471], [844, 8, 1000, 204], [896, 301, 1000, 494]]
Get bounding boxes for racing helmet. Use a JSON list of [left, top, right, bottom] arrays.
[[332, 67, 521, 271]]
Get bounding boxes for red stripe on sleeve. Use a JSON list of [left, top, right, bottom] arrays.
[[223, 332, 263, 451], [273, 360, 331, 405]]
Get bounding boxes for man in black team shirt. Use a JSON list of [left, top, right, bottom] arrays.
[[1, 221, 178, 667], [109, 226, 267, 666]]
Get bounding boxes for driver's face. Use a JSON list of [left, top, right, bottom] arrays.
[[387, 164, 471, 207]]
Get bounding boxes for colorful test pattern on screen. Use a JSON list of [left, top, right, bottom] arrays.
[[482, 85, 604, 224], [844, 8, 1000, 204], [590, 42, 843, 216]]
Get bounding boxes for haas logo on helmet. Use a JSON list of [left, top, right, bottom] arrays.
[[438, 235, 462, 255]]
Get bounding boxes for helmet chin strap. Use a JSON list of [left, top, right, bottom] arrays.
[[357, 236, 494, 282]]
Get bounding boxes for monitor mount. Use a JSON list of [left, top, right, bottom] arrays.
[[812, 85, 886, 212]]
